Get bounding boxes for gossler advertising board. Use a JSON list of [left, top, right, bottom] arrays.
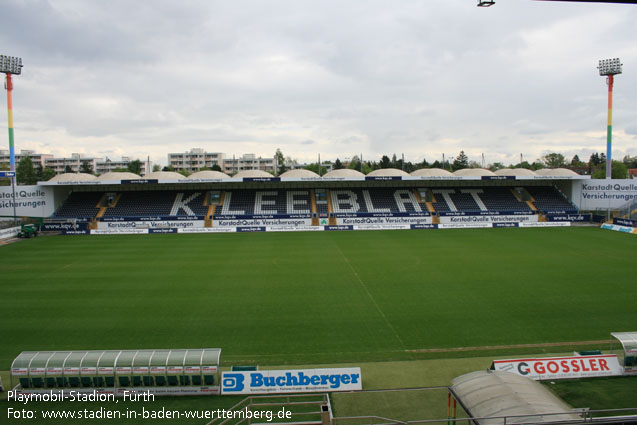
[[221, 368, 362, 395], [492, 355, 623, 380]]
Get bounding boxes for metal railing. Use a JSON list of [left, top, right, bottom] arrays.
[[206, 393, 330, 425], [332, 408, 637, 425]]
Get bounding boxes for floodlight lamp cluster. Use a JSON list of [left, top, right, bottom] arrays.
[[477, 0, 495, 6], [0, 55, 22, 75], [598, 58, 622, 76]]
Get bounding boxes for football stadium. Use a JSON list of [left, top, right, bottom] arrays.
[[2, 1, 637, 423], [1, 167, 636, 424]]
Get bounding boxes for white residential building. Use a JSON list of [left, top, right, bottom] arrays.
[[168, 148, 224, 174], [95, 157, 150, 176], [222, 153, 276, 175], [0, 149, 53, 168], [44, 154, 103, 175]]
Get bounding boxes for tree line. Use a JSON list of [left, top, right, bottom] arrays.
[[278, 149, 637, 179], [3, 149, 635, 186]]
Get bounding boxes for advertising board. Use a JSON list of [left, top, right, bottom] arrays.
[[438, 215, 538, 224], [337, 216, 432, 226], [0, 185, 54, 217], [492, 355, 623, 380], [97, 221, 205, 230], [573, 180, 637, 210], [221, 368, 362, 395]]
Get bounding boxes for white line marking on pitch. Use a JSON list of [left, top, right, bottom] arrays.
[[333, 241, 407, 350]]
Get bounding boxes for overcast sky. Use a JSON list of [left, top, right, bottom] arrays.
[[1, 0, 636, 167]]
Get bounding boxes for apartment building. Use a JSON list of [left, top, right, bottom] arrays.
[[0, 149, 53, 168], [168, 148, 224, 174], [95, 157, 150, 176], [222, 153, 276, 175]]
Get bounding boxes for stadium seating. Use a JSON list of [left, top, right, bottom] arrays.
[[53, 192, 103, 219], [103, 191, 208, 217], [220, 190, 312, 216], [431, 188, 532, 214], [328, 188, 428, 215], [527, 186, 578, 213], [481, 188, 532, 212]]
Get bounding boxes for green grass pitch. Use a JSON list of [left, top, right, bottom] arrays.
[[1, 227, 635, 368]]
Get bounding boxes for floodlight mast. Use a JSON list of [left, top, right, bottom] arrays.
[[1, 55, 22, 224], [1, 56, 22, 176], [598, 58, 622, 179]]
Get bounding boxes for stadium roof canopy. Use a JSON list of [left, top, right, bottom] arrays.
[[233, 170, 273, 178], [534, 168, 580, 177], [494, 168, 538, 177], [451, 371, 582, 425], [367, 168, 410, 177], [48, 173, 97, 182], [144, 171, 184, 180], [280, 169, 320, 178], [323, 169, 365, 178], [453, 168, 497, 177], [10, 348, 222, 388], [410, 168, 453, 177], [611, 332, 637, 354], [97, 172, 142, 181], [187, 170, 230, 179]]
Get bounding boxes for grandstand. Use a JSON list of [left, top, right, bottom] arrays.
[[32, 166, 590, 233], [46, 183, 579, 231]]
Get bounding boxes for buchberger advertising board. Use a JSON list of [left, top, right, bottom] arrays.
[[221, 368, 362, 395], [492, 354, 623, 380]]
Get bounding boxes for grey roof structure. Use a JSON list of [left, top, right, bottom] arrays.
[[451, 370, 582, 425]]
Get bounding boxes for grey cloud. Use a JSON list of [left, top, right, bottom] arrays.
[[2, 0, 636, 165]]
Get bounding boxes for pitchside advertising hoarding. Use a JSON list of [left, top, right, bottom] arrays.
[[213, 218, 313, 227], [96, 220, 205, 230], [492, 355, 623, 380], [0, 185, 54, 217], [438, 214, 538, 224], [336, 216, 433, 226], [221, 368, 362, 395]]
